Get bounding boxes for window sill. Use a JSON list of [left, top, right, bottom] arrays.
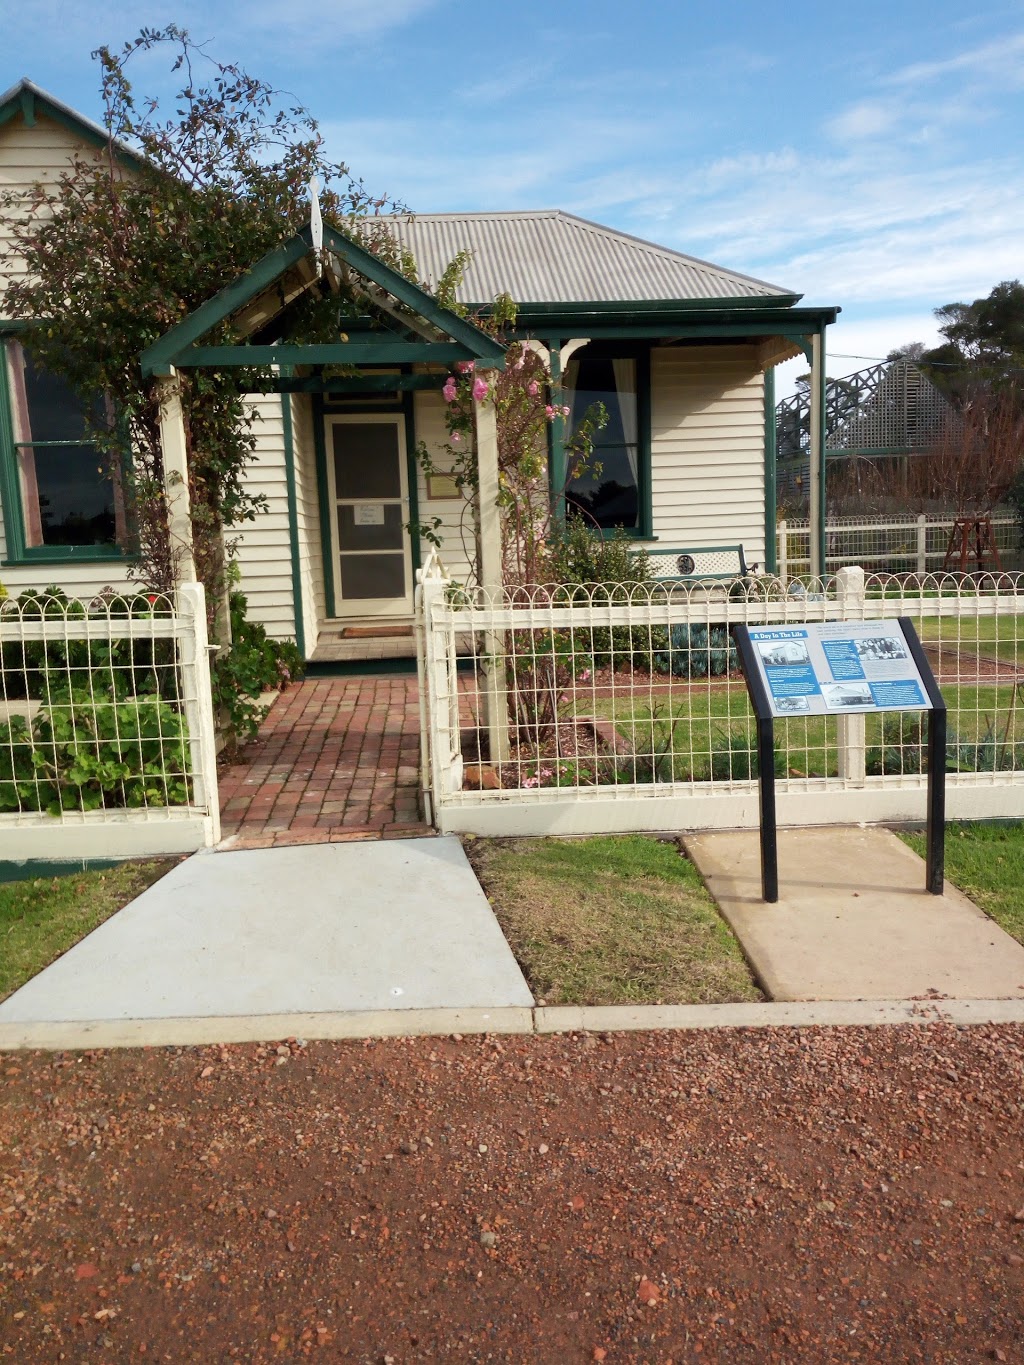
[[3, 551, 138, 568]]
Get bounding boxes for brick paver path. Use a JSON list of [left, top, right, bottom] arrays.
[[217, 675, 431, 849]]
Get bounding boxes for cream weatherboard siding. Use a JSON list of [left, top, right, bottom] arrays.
[[288, 392, 324, 650], [649, 346, 767, 569], [229, 394, 298, 640], [0, 113, 106, 307], [413, 388, 475, 585], [0, 112, 135, 597]]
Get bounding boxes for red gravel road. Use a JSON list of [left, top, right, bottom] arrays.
[[2, 1025, 1024, 1364]]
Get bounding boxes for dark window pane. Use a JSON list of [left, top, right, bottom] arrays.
[[337, 503, 404, 551], [340, 553, 406, 600], [333, 424, 401, 499], [17, 348, 105, 443], [30, 445, 117, 546], [566, 356, 639, 530]]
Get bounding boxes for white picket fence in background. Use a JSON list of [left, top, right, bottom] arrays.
[[416, 560, 1024, 837], [778, 512, 1021, 580], [0, 582, 219, 859]]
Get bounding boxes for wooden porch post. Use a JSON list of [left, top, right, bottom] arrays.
[[156, 370, 198, 586], [808, 330, 826, 580], [474, 378, 510, 765]]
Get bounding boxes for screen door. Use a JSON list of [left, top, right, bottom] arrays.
[[326, 415, 413, 617]]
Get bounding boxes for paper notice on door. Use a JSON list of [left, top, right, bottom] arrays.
[[354, 503, 385, 526]]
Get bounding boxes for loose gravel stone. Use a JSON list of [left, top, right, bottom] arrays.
[[2, 1023, 1023, 1362]]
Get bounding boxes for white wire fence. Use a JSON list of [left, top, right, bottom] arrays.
[[416, 564, 1024, 835], [0, 582, 219, 856], [779, 512, 1021, 579]]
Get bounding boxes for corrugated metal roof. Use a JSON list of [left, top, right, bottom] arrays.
[[380, 210, 794, 306]]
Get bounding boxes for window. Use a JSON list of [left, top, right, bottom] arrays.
[[1, 338, 128, 560], [564, 350, 648, 534]]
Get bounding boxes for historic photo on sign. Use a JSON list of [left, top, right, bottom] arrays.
[[757, 639, 811, 667]]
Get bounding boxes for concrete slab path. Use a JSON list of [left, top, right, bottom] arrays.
[[684, 826, 1024, 1002], [0, 837, 534, 1026]]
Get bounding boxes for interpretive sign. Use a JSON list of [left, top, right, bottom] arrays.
[[745, 620, 934, 718], [733, 618, 946, 903]]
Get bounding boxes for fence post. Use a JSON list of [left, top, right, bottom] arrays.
[[176, 582, 221, 846], [836, 565, 867, 785], [778, 519, 788, 585], [917, 514, 928, 576], [417, 565, 459, 816]]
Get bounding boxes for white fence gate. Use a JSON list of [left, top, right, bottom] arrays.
[[416, 561, 1024, 837], [0, 582, 219, 859]]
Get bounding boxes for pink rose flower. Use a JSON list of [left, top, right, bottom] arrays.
[[451, 432, 462, 443], [472, 377, 489, 401], [442, 376, 458, 402], [545, 405, 556, 420], [455, 360, 475, 374], [561, 404, 571, 417], [527, 380, 539, 397]]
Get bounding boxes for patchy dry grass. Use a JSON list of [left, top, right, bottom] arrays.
[[0, 859, 178, 1001], [466, 834, 761, 1007]]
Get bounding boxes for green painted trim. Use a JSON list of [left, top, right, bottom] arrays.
[[0, 81, 149, 173], [816, 326, 828, 576], [764, 365, 780, 573], [0, 856, 125, 884], [140, 234, 311, 375], [548, 343, 566, 527], [565, 343, 651, 539], [303, 656, 417, 678], [175, 342, 480, 368], [527, 323, 831, 344], [0, 335, 23, 561], [280, 385, 306, 660], [517, 302, 837, 326], [637, 346, 652, 539], [317, 224, 505, 364], [0, 339, 134, 567], [142, 221, 505, 377], [277, 373, 446, 394], [763, 367, 777, 574], [401, 381, 422, 576], [312, 394, 336, 620]]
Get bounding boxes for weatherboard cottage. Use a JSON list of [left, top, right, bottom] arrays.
[[0, 79, 839, 663]]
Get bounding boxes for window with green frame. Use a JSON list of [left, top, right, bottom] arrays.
[[564, 346, 651, 536], [0, 336, 130, 562]]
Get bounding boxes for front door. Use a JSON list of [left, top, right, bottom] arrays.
[[325, 414, 413, 618]]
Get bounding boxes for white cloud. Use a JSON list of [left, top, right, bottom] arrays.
[[826, 100, 899, 142], [884, 30, 1024, 88]]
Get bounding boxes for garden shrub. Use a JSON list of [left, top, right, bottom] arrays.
[[0, 690, 190, 815], [653, 624, 737, 678], [211, 590, 305, 744], [547, 522, 667, 671], [706, 729, 784, 782]]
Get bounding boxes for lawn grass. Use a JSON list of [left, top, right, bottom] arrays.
[[917, 613, 1023, 665], [466, 834, 762, 1006], [582, 680, 1023, 780], [0, 859, 178, 1001], [901, 822, 1024, 946]]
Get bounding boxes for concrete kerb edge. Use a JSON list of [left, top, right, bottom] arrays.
[[4, 998, 1024, 1051]]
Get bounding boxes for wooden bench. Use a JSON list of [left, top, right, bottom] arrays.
[[647, 544, 755, 583]]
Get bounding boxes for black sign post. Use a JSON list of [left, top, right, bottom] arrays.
[[733, 617, 946, 903]]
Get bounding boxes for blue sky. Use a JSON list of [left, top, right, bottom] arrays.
[[4, 1, 1023, 395]]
